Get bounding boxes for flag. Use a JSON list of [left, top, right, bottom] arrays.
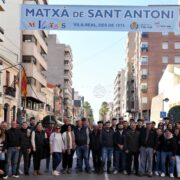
[[21, 68, 27, 97]]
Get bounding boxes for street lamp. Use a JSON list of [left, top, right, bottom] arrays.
[[163, 98, 169, 117]]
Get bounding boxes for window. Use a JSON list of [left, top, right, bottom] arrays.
[[5, 71, 10, 86], [162, 56, 168, 64], [23, 35, 37, 45], [22, 56, 36, 64], [141, 69, 148, 75], [174, 56, 180, 63], [141, 56, 148, 65], [162, 42, 168, 49], [174, 42, 180, 49], [142, 97, 148, 104], [141, 83, 148, 93], [141, 42, 148, 52], [162, 32, 168, 36]]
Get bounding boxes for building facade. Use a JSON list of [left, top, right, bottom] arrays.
[[113, 69, 125, 119], [22, 0, 49, 120], [0, 0, 22, 124], [47, 34, 73, 118], [126, 32, 180, 120]]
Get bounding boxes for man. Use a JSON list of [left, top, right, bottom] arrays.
[[4, 121, 22, 179], [16, 122, 31, 176], [136, 119, 144, 132], [113, 122, 126, 174], [28, 117, 37, 170], [111, 118, 117, 170], [97, 121, 103, 130], [0, 122, 8, 132], [124, 121, 140, 175], [74, 119, 91, 173], [61, 117, 72, 134], [28, 117, 36, 132], [139, 122, 157, 177], [90, 124, 101, 174], [123, 121, 130, 134], [101, 121, 114, 174]]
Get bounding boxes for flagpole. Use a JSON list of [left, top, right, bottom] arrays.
[[17, 31, 22, 124]]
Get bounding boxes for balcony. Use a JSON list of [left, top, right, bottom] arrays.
[[4, 86, 16, 98], [22, 42, 47, 70]]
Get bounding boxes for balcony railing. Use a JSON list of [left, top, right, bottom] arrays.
[[4, 86, 16, 97]]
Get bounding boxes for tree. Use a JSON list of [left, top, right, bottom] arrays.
[[82, 101, 94, 123], [99, 101, 109, 122]]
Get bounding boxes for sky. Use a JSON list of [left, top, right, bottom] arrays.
[[49, 0, 178, 121]]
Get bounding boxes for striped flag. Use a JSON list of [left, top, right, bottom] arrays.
[[21, 69, 27, 97]]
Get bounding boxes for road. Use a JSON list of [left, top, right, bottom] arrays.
[[14, 159, 175, 180]]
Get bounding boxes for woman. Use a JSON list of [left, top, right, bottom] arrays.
[[154, 128, 163, 176], [31, 122, 47, 176], [50, 124, 64, 176], [0, 128, 6, 178], [174, 128, 180, 178], [161, 129, 176, 178], [62, 124, 75, 174]]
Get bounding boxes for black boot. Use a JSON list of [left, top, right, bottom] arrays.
[[100, 161, 105, 174], [107, 161, 111, 174]]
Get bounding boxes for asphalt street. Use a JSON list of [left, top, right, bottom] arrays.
[[11, 159, 176, 180]]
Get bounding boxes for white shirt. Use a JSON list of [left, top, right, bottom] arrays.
[[50, 132, 64, 153]]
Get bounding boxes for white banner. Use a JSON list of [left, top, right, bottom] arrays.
[[21, 5, 179, 32]]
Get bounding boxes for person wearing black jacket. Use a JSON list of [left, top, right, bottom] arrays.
[[124, 121, 140, 175], [160, 129, 176, 178], [74, 119, 91, 173], [139, 122, 157, 177], [174, 128, 180, 178], [4, 121, 22, 178], [16, 122, 31, 176], [113, 122, 126, 174], [90, 124, 101, 174], [101, 121, 114, 174]]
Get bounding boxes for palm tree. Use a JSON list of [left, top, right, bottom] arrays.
[[82, 101, 94, 123], [99, 101, 109, 122]]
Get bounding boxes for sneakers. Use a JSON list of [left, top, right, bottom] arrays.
[[3, 176, 8, 179], [123, 170, 127, 175], [161, 173, 165, 177], [52, 171, 60, 176], [170, 173, 174, 178], [113, 170, 118, 175], [154, 171, 159, 176], [12, 175, 19, 178]]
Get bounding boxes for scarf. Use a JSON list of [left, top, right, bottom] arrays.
[[66, 131, 75, 150]]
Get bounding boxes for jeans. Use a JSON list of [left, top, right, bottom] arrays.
[[76, 145, 90, 171], [115, 150, 126, 171], [155, 151, 161, 172], [176, 155, 180, 174], [102, 147, 113, 162], [52, 152, 62, 171], [161, 151, 175, 174], [139, 147, 153, 174], [6, 147, 19, 175]]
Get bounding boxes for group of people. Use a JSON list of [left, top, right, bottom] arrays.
[[0, 117, 179, 179]]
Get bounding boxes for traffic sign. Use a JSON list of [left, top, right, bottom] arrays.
[[160, 111, 166, 118]]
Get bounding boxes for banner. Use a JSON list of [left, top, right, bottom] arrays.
[[21, 5, 179, 32]]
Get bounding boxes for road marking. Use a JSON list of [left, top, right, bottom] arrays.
[[104, 173, 109, 180]]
